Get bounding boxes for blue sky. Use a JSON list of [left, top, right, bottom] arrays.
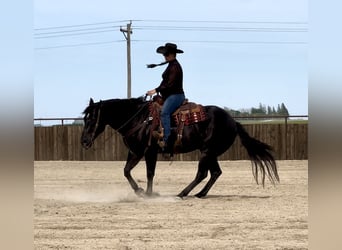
[[34, 0, 308, 118]]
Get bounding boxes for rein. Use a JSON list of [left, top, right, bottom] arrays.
[[116, 102, 149, 135]]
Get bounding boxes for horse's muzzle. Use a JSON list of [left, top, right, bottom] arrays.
[[81, 137, 93, 149]]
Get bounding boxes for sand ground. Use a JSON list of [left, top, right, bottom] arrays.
[[34, 160, 308, 250]]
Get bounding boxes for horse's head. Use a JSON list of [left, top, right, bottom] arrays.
[[81, 98, 106, 149]]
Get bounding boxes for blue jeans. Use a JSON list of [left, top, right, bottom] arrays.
[[161, 94, 185, 141]]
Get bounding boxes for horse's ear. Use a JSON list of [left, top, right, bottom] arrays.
[[89, 98, 94, 105]]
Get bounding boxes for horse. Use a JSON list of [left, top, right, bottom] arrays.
[[81, 96, 279, 198]]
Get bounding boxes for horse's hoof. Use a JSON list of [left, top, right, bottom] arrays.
[[177, 192, 186, 199], [194, 193, 205, 198], [135, 188, 145, 197], [145, 192, 160, 198]]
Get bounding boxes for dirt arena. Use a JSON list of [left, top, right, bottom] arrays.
[[34, 160, 308, 250]]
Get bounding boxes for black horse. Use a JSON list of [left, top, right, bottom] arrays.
[[81, 97, 279, 198]]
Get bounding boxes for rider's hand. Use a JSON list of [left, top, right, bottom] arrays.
[[146, 89, 156, 96]]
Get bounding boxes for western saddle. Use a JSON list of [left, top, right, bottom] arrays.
[[148, 95, 207, 150]]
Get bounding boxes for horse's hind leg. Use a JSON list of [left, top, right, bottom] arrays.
[[177, 154, 210, 198], [195, 158, 222, 198]]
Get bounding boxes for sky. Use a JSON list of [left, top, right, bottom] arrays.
[[34, 0, 308, 120]]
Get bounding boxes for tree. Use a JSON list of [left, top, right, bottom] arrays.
[[272, 107, 276, 114], [279, 103, 289, 116], [259, 103, 266, 114], [251, 103, 266, 115], [223, 102, 290, 117]]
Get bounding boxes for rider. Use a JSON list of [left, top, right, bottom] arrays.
[[146, 43, 186, 151]]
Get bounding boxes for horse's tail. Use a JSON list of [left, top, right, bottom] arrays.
[[236, 122, 280, 186]]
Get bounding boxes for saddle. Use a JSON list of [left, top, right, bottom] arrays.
[[148, 95, 207, 150]]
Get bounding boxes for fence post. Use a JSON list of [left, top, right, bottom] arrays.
[[285, 116, 288, 160]]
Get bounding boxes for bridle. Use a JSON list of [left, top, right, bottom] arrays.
[[86, 99, 150, 149], [89, 105, 101, 144]]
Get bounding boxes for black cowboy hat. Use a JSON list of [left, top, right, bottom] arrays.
[[156, 43, 184, 54]]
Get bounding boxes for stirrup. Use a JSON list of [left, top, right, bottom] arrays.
[[152, 131, 163, 140], [157, 140, 166, 148], [152, 127, 164, 140]]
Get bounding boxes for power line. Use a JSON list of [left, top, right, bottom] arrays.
[[34, 19, 307, 32], [134, 39, 307, 44], [34, 19, 308, 31], [133, 19, 308, 25], [34, 19, 307, 41], [133, 40, 307, 45], [34, 25, 121, 36], [133, 25, 307, 32], [35, 40, 125, 50], [35, 39, 307, 50], [34, 20, 130, 31], [34, 20, 307, 50], [35, 29, 119, 39], [34, 24, 307, 39]]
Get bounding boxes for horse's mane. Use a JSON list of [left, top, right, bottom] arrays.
[[83, 106, 91, 115], [83, 97, 146, 114], [105, 97, 145, 106]]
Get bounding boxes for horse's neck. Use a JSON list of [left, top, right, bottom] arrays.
[[103, 100, 146, 131]]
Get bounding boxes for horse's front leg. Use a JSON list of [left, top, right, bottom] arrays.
[[123, 151, 144, 196], [144, 146, 158, 196]]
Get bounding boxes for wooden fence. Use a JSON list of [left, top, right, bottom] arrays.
[[34, 123, 307, 161]]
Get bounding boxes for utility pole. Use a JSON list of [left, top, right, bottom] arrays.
[[120, 21, 132, 98]]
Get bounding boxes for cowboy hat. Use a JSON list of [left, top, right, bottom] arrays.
[[156, 43, 184, 54]]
